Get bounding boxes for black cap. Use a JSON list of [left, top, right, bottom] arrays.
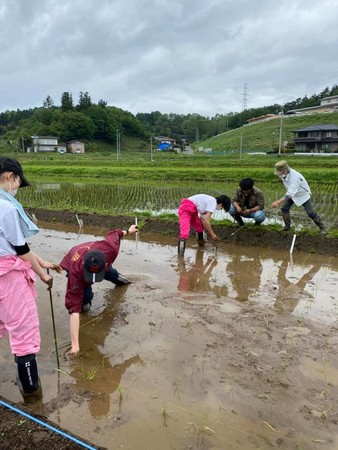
[[0, 157, 30, 188], [83, 250, 106, 283]]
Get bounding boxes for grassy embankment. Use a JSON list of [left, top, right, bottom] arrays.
[[198, 112, 338, 152]]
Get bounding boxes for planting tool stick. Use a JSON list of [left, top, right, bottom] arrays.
[[228, 222, 248, 237], [290, 234, 297, 254], [47, 269, 60, 369]]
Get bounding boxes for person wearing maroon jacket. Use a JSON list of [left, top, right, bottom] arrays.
[[60, 224, 138, 356]]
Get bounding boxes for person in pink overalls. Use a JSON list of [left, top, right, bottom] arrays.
[[0, 157, 61, 403], [177, 194, 230, 256]]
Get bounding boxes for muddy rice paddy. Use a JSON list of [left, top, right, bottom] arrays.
[[1, 221, 338, 450]]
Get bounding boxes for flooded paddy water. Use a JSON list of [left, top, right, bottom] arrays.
[[0, 223, 338, 450]]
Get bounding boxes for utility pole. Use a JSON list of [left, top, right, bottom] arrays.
[[278, 109, 283, 156], [240, 133, 243, 158], [21, 134, 25, 153], [150, 136, 153, 161], [116, 129, 121, 160]]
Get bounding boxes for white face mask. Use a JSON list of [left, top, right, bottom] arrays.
[[278, 171, 287, 179], [8, 176, 20, 196]]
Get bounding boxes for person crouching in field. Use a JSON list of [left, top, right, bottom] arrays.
[[59, 224, 138, 356], [0, 157, 60, 403], [229, 178, 266, 226], [178, 194, 231, 256]]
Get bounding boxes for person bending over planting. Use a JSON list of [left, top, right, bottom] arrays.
[[60, 224, 138, 356], [177, 194, 231, 256]]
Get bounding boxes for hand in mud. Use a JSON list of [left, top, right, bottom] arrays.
[[66, 346, 80, 357]]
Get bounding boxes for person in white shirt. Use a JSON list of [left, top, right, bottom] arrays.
[[177, 193, 230, 256], [271, 160, 326, 234]]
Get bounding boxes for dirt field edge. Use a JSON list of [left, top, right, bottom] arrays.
[[29, 208, 338, 257]]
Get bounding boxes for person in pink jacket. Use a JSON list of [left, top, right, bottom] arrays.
[[60, 224, 138, 356], [0, 157, 60, 403]]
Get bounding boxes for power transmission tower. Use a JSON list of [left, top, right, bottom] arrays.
[[242, 83, 249, 111]]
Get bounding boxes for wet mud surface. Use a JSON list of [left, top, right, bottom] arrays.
[[0, 219, 338, 450]]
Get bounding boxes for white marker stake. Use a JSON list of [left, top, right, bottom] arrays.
[[289, 252, 294, 271], [135, 217, 138, 249], [290, 234, 297, 254], [75, 214, 83, 228]]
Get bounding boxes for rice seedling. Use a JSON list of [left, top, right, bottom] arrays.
[[322, 355, 329, 383], [187, 422, 215, 448], [55, 368, 71, 377], [81, 359, 104, 381], [173, 379, 182, 399], [117, 385, 124, 402], [262, 421, 276, 432], [161, 402, 170, 427], [17, 171, 337, 230]]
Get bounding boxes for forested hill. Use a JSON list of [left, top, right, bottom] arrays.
[[1, 85, 338, 150]]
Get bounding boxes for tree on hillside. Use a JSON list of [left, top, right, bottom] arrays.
[[98, 99, 107, 108], [53, 111, 95, 141], [77, 91, 92, 111], [86, 105, 117, 141], [328, 84, 338, 96], [61, 92, 74, 112], [33, 108, 56, 126], [42, 95, 54, 109], [182, 114, 209, 142], [108, 107, 148, 139], [136, 111, 171, 136]]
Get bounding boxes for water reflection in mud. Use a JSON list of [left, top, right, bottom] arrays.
[[174, 238, 337, 323], [0, 223, 337, 450], [67, 287, 142, 418]]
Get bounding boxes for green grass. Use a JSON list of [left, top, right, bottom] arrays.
[[3, 151, 337, 233], [198, 112, 338, 152], [4, 151, 338, 184]]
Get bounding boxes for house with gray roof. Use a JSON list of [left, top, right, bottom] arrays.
[[292, 124, 338, 153]]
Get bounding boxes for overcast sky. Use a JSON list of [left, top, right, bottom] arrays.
[[1, 0, 337, 117]]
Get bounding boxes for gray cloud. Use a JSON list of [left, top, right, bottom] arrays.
[[1, 0, 337, 116]]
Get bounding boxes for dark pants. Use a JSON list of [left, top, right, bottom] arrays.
[[281, 198, 319, 220], [83, 266, 119, 308]]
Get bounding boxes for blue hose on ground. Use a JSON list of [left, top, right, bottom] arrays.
[[0, 399, 97, 450]]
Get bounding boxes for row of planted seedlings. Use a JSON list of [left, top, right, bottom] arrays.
[[17, 179, 337, 228]]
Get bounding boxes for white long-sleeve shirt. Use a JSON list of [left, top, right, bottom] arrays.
[[281, 168, 311, 206]]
